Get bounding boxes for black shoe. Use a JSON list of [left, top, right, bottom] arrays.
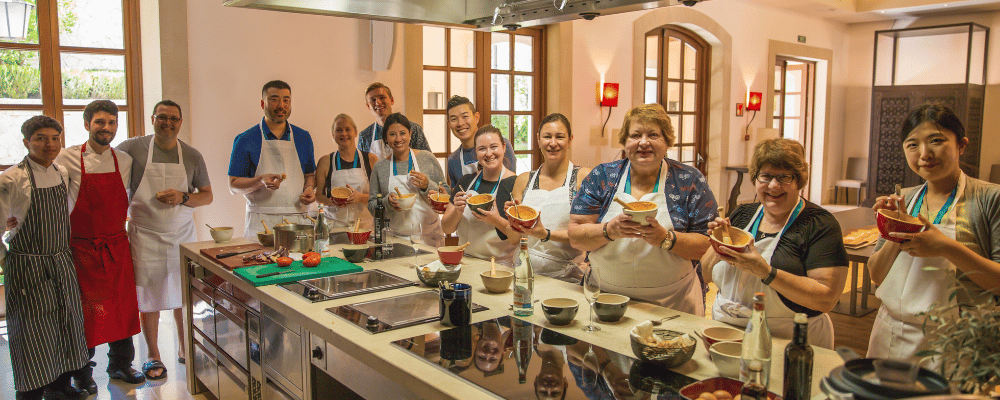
[[41, 385, 88, 400], [107, 366, 145, 384], [73, 361, 97, 395]]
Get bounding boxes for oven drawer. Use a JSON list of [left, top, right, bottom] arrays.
[[218, 347, 249, 400], [263, 306, 303, 395], [190, 285, 215, 342], [214, 291, 248, 371], [193, 330, 219, 398]]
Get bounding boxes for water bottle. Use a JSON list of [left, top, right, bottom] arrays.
[[314, 205, 330, 254], [382, 219, 393, 254], [513, 238, 534, 316]]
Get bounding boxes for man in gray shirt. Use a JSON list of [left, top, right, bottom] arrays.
[[116, 100, 212, 380]]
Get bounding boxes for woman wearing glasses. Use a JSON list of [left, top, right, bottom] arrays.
[[701, 138, 848, 348]]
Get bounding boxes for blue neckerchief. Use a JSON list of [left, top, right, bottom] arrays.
[[335, 151, 360, 171], [625, 163, 661, 195], [472, 171, 501, 195], [391, 151, 414, 176], [748, 198, 805, 238], [911, 184, 958, 225]]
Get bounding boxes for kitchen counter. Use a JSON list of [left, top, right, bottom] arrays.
[[181, 238, 846, 400]]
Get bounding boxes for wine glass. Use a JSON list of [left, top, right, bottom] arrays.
[[582, 267, 602, 332], [581, 343, 599, 389], [409, 223, 423, 268]]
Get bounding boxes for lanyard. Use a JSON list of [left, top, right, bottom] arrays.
[[624, 163, 661, 195], [472, 171, 500, 195], [748, 198, 805, 238], [334, 151, 360, 171], [391, 151, 414, 176], [911, 185, 958, 225]]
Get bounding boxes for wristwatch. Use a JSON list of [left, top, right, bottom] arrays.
[[660, 230, 676, 250], [180, 192, 190, 205]]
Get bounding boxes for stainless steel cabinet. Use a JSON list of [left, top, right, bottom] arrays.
[[263, 305, 305, 400], [193, 331, 219, 398], [215, 290, 249, 371]]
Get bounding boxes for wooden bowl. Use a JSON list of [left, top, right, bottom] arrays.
[[505, 205, 539, 230], [429, 193, 450, 212], [624, 201, 658, 225], [876, 209, 924, 243], [709, 226, 753, 254], [467, 194, 495, 213], [330, 186, 352, 206]]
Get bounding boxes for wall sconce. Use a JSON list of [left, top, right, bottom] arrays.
[[1, 0, 34, 41], [746, 91, 762, 111], [596, 82, 619, 137]]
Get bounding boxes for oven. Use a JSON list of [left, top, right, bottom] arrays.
[[262, 305, 305, 400]]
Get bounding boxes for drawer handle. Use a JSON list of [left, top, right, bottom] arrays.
[[312, 346, 323, 360]]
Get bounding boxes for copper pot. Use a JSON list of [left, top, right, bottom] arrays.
[[274, 224, 314, 253]]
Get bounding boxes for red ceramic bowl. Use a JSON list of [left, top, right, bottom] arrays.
[[330, 186, 352, 207], [505, 205, 539, 230], [437, 245, 464, 265], [709, 226, 753, 255], [680, 377, 781, 400], [346, 229, 371, 245], [876, 209, 924, 243], [429, 193, 450, 213], [700, 326, 744, 346]]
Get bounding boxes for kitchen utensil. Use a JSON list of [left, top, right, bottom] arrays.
[[256, 232, 274, 247], [614, 197, 635, 210], [206, 223, 218, 230], [630, 329, 696, 368], [540, 298, 579, 325], [256, 270, 294, 279], [467, 193, 495, 213], [260, 220, 271, 234], [216, 248, 261, 259], [480, 270, 513, 294], [439, 283, 472, 327], [708, 341, 742, 378], [505, 204, 539, 230], [274, 223, 315, 253], [709, 226, 753, 254], [437, 245, 465, 265], [209, 226, 234, 243], [593, 293, 629, 322], [876, 209, 924, 243], [455, 242, 471, 251], [649, 314, 680, 326], [716, 206, 733, 245], [828, 346, 952, 400], [700, 326, 743, 345], [394, 187, 403, 198], [692, 330, 712, 353], [622, 200, 658, 225]]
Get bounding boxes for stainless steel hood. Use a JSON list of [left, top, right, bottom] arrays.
[[223, 0, 708, 31]]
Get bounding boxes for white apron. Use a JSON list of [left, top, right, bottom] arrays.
[[711, 199, 836, 349], [589, 160, 704, 315], [244, 121, 310, 236], [326, 151, 373, 232], [461, 148, 479, 176], [868, 174, 965, 367], [128, 138, 196, 312], [387, 150, 444, 248], [457, 170, 518, 267], [518, 164, 583, 282], [368, 124, 390, 161]]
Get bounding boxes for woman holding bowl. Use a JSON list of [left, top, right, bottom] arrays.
[[867, 104, 1000, 363], [316, 114, 378, 234], [367, 113, 445, 247], [503, 113, 590, 283], [701, 138, 848, 348], [568, 104, 716, 315], [438, 126, 519, 266]]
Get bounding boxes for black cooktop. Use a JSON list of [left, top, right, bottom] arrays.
[[394, 316, 697, 400]]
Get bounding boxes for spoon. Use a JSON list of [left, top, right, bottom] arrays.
[[614, 197, 635, 211], [455, 242, 471, 252], [649, 315, 680, 326], [260, 220, 271, 234], [206, 224, 218, 231]]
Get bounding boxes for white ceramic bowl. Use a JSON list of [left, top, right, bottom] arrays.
[[397, 193, 417, 211], [210, 227, 234, 243], [623, 201, 658, 226], [709, 341, 742, 379]]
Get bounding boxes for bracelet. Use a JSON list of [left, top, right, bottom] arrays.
[[541, 229, 551, 242], [761, 265, 778, 285], [602, 222, 613, 241], [666, 231, 677, 250]]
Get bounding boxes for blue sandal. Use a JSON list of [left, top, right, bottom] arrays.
[[142, 360, 167, 380]]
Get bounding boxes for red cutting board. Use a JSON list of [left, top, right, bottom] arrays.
[[200, 243, 270, 271]]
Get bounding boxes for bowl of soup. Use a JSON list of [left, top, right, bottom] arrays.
[[623, 201, 658, 226], [467, 194, 495, 213], [396, 193, 417, 211], [709, 226, 753, 254], [429, 193, 450, 212], [505, 205, 539, 230], [330, 186, 353, 206], [876, 209, 924, 243]]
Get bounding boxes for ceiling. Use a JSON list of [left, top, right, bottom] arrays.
[[750, 0, 1000, 24]]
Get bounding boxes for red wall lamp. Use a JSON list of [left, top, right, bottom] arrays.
[[597, 82, 619, 137], [744, 91, 762, 140]]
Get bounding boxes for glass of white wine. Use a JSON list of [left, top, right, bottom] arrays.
[[582, 266, 601, 332]]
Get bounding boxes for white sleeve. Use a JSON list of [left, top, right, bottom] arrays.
[[0, 173, 13, 267]]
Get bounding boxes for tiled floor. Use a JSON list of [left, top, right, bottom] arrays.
[[0, 312, 208, 400]]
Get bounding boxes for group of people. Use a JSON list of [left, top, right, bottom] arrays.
[[2, 100, 211, 399]]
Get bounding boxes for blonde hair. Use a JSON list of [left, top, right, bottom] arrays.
[[749, 138, 809, 187], [331, 113, 357, 132], [617, 104, 676, 147]]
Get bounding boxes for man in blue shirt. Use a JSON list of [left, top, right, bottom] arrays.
[[228, 80, 316, 236], [358, 82, 431, 160], [445, 96, 516, 186]]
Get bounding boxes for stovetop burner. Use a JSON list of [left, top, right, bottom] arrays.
[[280, 269, 417, 302]]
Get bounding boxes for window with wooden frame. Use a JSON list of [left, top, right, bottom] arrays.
[[643, 26, 709, 173], [0, 0, 143, 167], [422, 26, 543, 178], [773, 56, 815, 155]]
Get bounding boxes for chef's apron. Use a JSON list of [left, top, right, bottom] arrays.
[[387, 149, 444, 248], [457, 170, 518, 267], [128, 138, 196, 312], [868, 174, 965, 367], [69, 144, 140, 348], [368, 124, 390, 161], [325, 151, 373, 232], [6, 159, 88, 392], [461, 148, 479, 176], [244, 121, 310, 236], [710, 199, 835, 349], [588, 160, 704, 315], [518, 164, 584, 282]]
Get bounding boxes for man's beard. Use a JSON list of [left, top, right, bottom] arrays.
[[92, 131, 113, 146]]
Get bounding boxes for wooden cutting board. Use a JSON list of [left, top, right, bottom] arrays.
[[200, 243, 270, 270]]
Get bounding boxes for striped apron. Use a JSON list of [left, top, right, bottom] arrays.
[[5, 159, 88, 391]]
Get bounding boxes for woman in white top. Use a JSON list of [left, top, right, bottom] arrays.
[[316, 114, 378, 234], [503, 114, 590, 283]]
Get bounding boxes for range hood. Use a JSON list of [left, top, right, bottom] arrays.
[[223, 0, 708, 31]]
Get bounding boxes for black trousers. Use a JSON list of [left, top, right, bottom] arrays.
[[88, 336, 135, 370], [14, 371, 74, 400]]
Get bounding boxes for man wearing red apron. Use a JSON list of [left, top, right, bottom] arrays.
[[56, 100, 145, 394]]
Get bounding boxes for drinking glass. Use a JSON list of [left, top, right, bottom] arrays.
[[581, 343, 599, 389], [582, 267, 602, 332], [410, 223, 423, 268]]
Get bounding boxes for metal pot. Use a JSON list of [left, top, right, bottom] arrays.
[[821, 347, 954, 400], [274, 224, 314, 253]]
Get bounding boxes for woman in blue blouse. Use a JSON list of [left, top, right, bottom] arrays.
[[568, 104, 717, 315]]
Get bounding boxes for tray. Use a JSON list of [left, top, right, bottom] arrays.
[[200, 243, 269, 270], [234, 256, 363, 286]]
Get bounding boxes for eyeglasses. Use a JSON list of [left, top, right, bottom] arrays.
[[755, 173, 796, 185], [152, 115, 181, 123]]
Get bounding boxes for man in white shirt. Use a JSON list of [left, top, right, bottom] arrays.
[[0, 116, 89, 400], [56, 100, 145, 393]]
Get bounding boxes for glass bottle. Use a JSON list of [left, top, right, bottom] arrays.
[[783, 313, 813, 400], [374, 193, 385, 244], [513, 238, 534, 316], [382, 219, 393, 253], [741, 361, 768, 400], [512, 318, 533, 384], [741, 292, 771, 386], [314, 206, 330, 254]]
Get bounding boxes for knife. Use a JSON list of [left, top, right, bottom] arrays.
[[256, 270, 295, 279], [217, 248, 262, 259]]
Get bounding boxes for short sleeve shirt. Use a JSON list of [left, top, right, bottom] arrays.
[[228, 118, 316, 178], [446, 139, 517, 187], [116, 135, 211, 198]]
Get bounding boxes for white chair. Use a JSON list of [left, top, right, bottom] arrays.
[[834, 157, 867, 206]]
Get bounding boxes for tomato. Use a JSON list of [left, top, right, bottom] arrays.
[[303, 252, 320, 260], [276, 257, 293, 267], [303, 255, 321, 268]]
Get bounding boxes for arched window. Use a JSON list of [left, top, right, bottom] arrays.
[[643, 26, 709, 173]]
